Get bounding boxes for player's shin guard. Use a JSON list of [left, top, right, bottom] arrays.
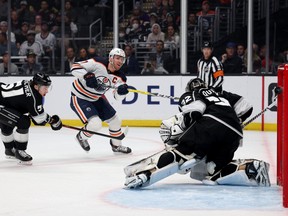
[[107, 115, 131, 153], [1, 132, 16, 159]]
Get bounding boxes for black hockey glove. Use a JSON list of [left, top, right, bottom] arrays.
[[117, 84, 129, 95], [84, 72, 99, 88], [49, 115, 62, 131]]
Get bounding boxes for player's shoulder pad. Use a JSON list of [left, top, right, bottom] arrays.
[[93, 57, 109, 67]]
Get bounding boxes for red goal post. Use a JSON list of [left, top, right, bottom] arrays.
[[277, 64, 288, 208]]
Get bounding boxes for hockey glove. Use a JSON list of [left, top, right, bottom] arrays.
[[84, 72, 99, 88], [117, 84, 129, 95], [49, 115, 62, 130]]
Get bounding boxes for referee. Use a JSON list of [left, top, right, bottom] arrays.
[[197, 41, 224, 92]]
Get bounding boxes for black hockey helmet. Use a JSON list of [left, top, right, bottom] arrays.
[[185, 78, 207, 92], [202, 41, 213, 49], [32, 73, 51, 86]]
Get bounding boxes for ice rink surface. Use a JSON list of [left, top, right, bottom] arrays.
[[0, 127, 287, 216]]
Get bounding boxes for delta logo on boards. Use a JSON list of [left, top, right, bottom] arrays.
[[122, 85, 179, 105]]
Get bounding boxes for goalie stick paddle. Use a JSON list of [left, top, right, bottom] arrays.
[[62, 124, 128, 140]]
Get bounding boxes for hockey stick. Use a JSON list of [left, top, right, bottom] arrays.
[[104, 84, 180, 100], [62, 124, 128, 140], [241, 86, 282, 128]]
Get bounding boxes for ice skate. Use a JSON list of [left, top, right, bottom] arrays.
[[76, 132, 90, 151], [110, 140, 131, 154], [15, 150, 33, 165], [5, 148, 16, 159], [124, 173, 148, 189]]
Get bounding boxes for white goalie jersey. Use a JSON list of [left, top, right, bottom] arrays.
[[71, 57, 127, 102]]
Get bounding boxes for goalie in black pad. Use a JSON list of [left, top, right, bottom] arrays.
[[0, 73, 62, 165], [124, 78, 270, 189]]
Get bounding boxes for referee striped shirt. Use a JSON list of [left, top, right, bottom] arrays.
[[197, 56, 224, 91]]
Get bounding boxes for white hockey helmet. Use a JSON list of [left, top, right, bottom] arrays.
[[109, 48, 126, 63]]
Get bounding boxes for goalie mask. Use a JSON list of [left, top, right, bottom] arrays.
[[185, 78, 207, 92]]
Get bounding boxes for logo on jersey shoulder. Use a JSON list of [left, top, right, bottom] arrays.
[[37, 105, 43, 112]]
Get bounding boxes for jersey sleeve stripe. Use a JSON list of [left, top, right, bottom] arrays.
[[72, 96, 87, 122], [73, 80, 100, 100]]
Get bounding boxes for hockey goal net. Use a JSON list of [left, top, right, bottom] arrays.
[[277, 64, 288, 208]]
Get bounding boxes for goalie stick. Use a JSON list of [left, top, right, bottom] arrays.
[[241, 86, 282, 128], [62, 124, 128, 140]]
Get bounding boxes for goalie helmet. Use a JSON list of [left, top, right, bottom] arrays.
[[109, 48, 126, 63], [32, 73, 51, 86], [185, 78, 207, 92]]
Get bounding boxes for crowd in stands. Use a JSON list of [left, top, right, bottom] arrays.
[[0, 0, 287, 75]]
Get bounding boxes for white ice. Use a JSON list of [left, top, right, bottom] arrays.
[[0, 127, 287, 216]]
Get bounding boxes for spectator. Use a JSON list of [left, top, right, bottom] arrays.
[[11, 10, 21, 34], [122, 44, 140, 75], [0, 0, 8, 21], [243, 43, 262, 73], [144, 40, 173, 74], [0, 21, 16, 43], [19, 30, 44, 57], [196, 1, 215, 16], [38, 1, 53, 22], [259, 45, 273, 72], [35, 21, 56, 57], [76, 47, 88, 61], [0, 51, 19, 75], [0, 32, 18, 56], [141, 55, 157, 74], [188, 12, 197, 27], [31, 14, 43, 34], [146, 23, 165, 50], [144, 12, 159, 35], [87, 45, 98, 58], [65, 0, 78, 23], [17, 0, 34, 24], [20, 50, 43, 75], [164, 24, 179, 51], [15, 22, 29, 49], [119, 27, 128, 43], [64, 47, 76, 73], [126, 18, 145, 43], [237, 43, 246, 72], [149, 0, 163, 18], [161, 12, 178, 33], [129, 5, 150, 27], [220, 42, 243, 74]]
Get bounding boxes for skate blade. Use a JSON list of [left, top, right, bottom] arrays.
[[18, 160, 33, 165], [5, 155, 16, 160]]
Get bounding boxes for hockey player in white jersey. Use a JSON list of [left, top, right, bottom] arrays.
[[124, 78, 270, 189], [70, 48, 131, 154]]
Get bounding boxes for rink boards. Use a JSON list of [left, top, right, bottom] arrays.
[[0, 75, 277, 130]]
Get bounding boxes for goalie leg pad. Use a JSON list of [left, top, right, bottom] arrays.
[[141, 162, 179, 188], [124, 149, 170, 177], [202, 159, 271, 187]]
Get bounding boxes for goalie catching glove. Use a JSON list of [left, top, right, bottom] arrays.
[[49, 115, 62, 130], [159, 113, 186, 146]]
